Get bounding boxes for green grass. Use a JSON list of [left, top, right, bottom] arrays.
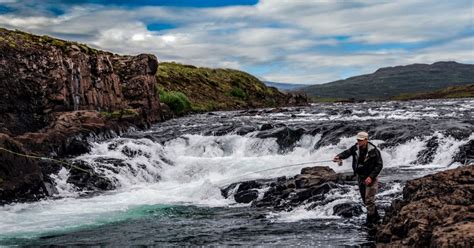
[[0, 28, 102, 55], [100, 109, 139, 119], [159, 89, 192, 115], [229, 87, 247, 99]]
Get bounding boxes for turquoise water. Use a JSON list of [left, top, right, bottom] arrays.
[[1, 204, 374, 246]]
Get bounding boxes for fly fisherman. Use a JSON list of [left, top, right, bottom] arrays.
[[333, 131, 383, 225]]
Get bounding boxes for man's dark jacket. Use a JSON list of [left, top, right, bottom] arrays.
[[337, 142, 383, 179]]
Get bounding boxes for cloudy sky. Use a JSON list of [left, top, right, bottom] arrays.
[[0, 0, 472, 84]]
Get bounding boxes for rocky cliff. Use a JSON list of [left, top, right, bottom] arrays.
[[0, 28, 163, 203], [376, 164, 474, 247]]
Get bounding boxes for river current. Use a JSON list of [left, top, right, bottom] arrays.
[[1, 98, 473, 246]]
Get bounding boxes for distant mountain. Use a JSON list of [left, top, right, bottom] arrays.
[[300, 61, 474, 100], [392, 84, 474, 100], [263, 81, 307, 91]]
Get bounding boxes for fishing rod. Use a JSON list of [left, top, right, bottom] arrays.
[[216, 159, 335, 188]]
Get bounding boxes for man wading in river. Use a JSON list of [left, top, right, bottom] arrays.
[[333, 131, 383, 225]]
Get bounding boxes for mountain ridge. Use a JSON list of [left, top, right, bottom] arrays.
[[299, 61, 474, 100]]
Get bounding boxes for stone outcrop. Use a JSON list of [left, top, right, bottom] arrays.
[[0, 28, 163, 203], [376, 165, 474, 247], [221, 166, 363, 218]]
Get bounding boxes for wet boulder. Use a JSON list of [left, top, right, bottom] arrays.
[[234, 125, 257, 135], [260, 123, 274, 131], [66, 160, 115, 192], [333, 203, 363, 218], [415, 136, 439, 164], [221, 166, 357, 214], [235, 190, 259, 203], [256, 126, 306, 152], [453, 140, 474, 165]]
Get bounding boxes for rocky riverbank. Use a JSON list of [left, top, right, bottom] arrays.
[[376, 164, 474, 247]]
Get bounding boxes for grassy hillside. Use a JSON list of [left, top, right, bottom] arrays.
[[392, 84, 474, 100], [0, 28, 104, 56], [156, 62, 300, 113], [300, 62, 474, 100]]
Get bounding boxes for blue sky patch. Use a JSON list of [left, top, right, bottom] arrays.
[[56, 0, 258, 8], [147, 23, 176, 31], [0, 5, 13, 14]]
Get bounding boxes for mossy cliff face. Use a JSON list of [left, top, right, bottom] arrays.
[[156, 62, 308, 112]]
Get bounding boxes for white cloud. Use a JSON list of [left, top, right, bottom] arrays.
[[0, 0, 472, 84], [0, 15, 59, 28]]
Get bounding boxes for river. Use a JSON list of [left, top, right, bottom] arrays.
[[1, 98, 472, 246]]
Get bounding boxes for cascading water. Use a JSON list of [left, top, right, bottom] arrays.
[[0, 98, 472, 246]]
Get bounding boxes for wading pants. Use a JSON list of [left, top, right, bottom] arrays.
[[358, 177, 379, 222]]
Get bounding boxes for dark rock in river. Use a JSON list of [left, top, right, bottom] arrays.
[[221, 166, 361, 218], [415, 136, 439, 164], [376, 164, 474, 247], [333, 203, 363, 218], [67, 161, 115, 191], [256, 126, 306, 152], [453, 140, 474, 165]]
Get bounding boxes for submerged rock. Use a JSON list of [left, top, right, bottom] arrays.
[[376, 164, 474, 247]]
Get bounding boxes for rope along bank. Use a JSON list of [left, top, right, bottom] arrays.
[[0, 146, 104, 179]]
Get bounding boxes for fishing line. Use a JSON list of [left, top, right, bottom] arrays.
[[0, 146, 107, 179], [215, 159, 334, 188]]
